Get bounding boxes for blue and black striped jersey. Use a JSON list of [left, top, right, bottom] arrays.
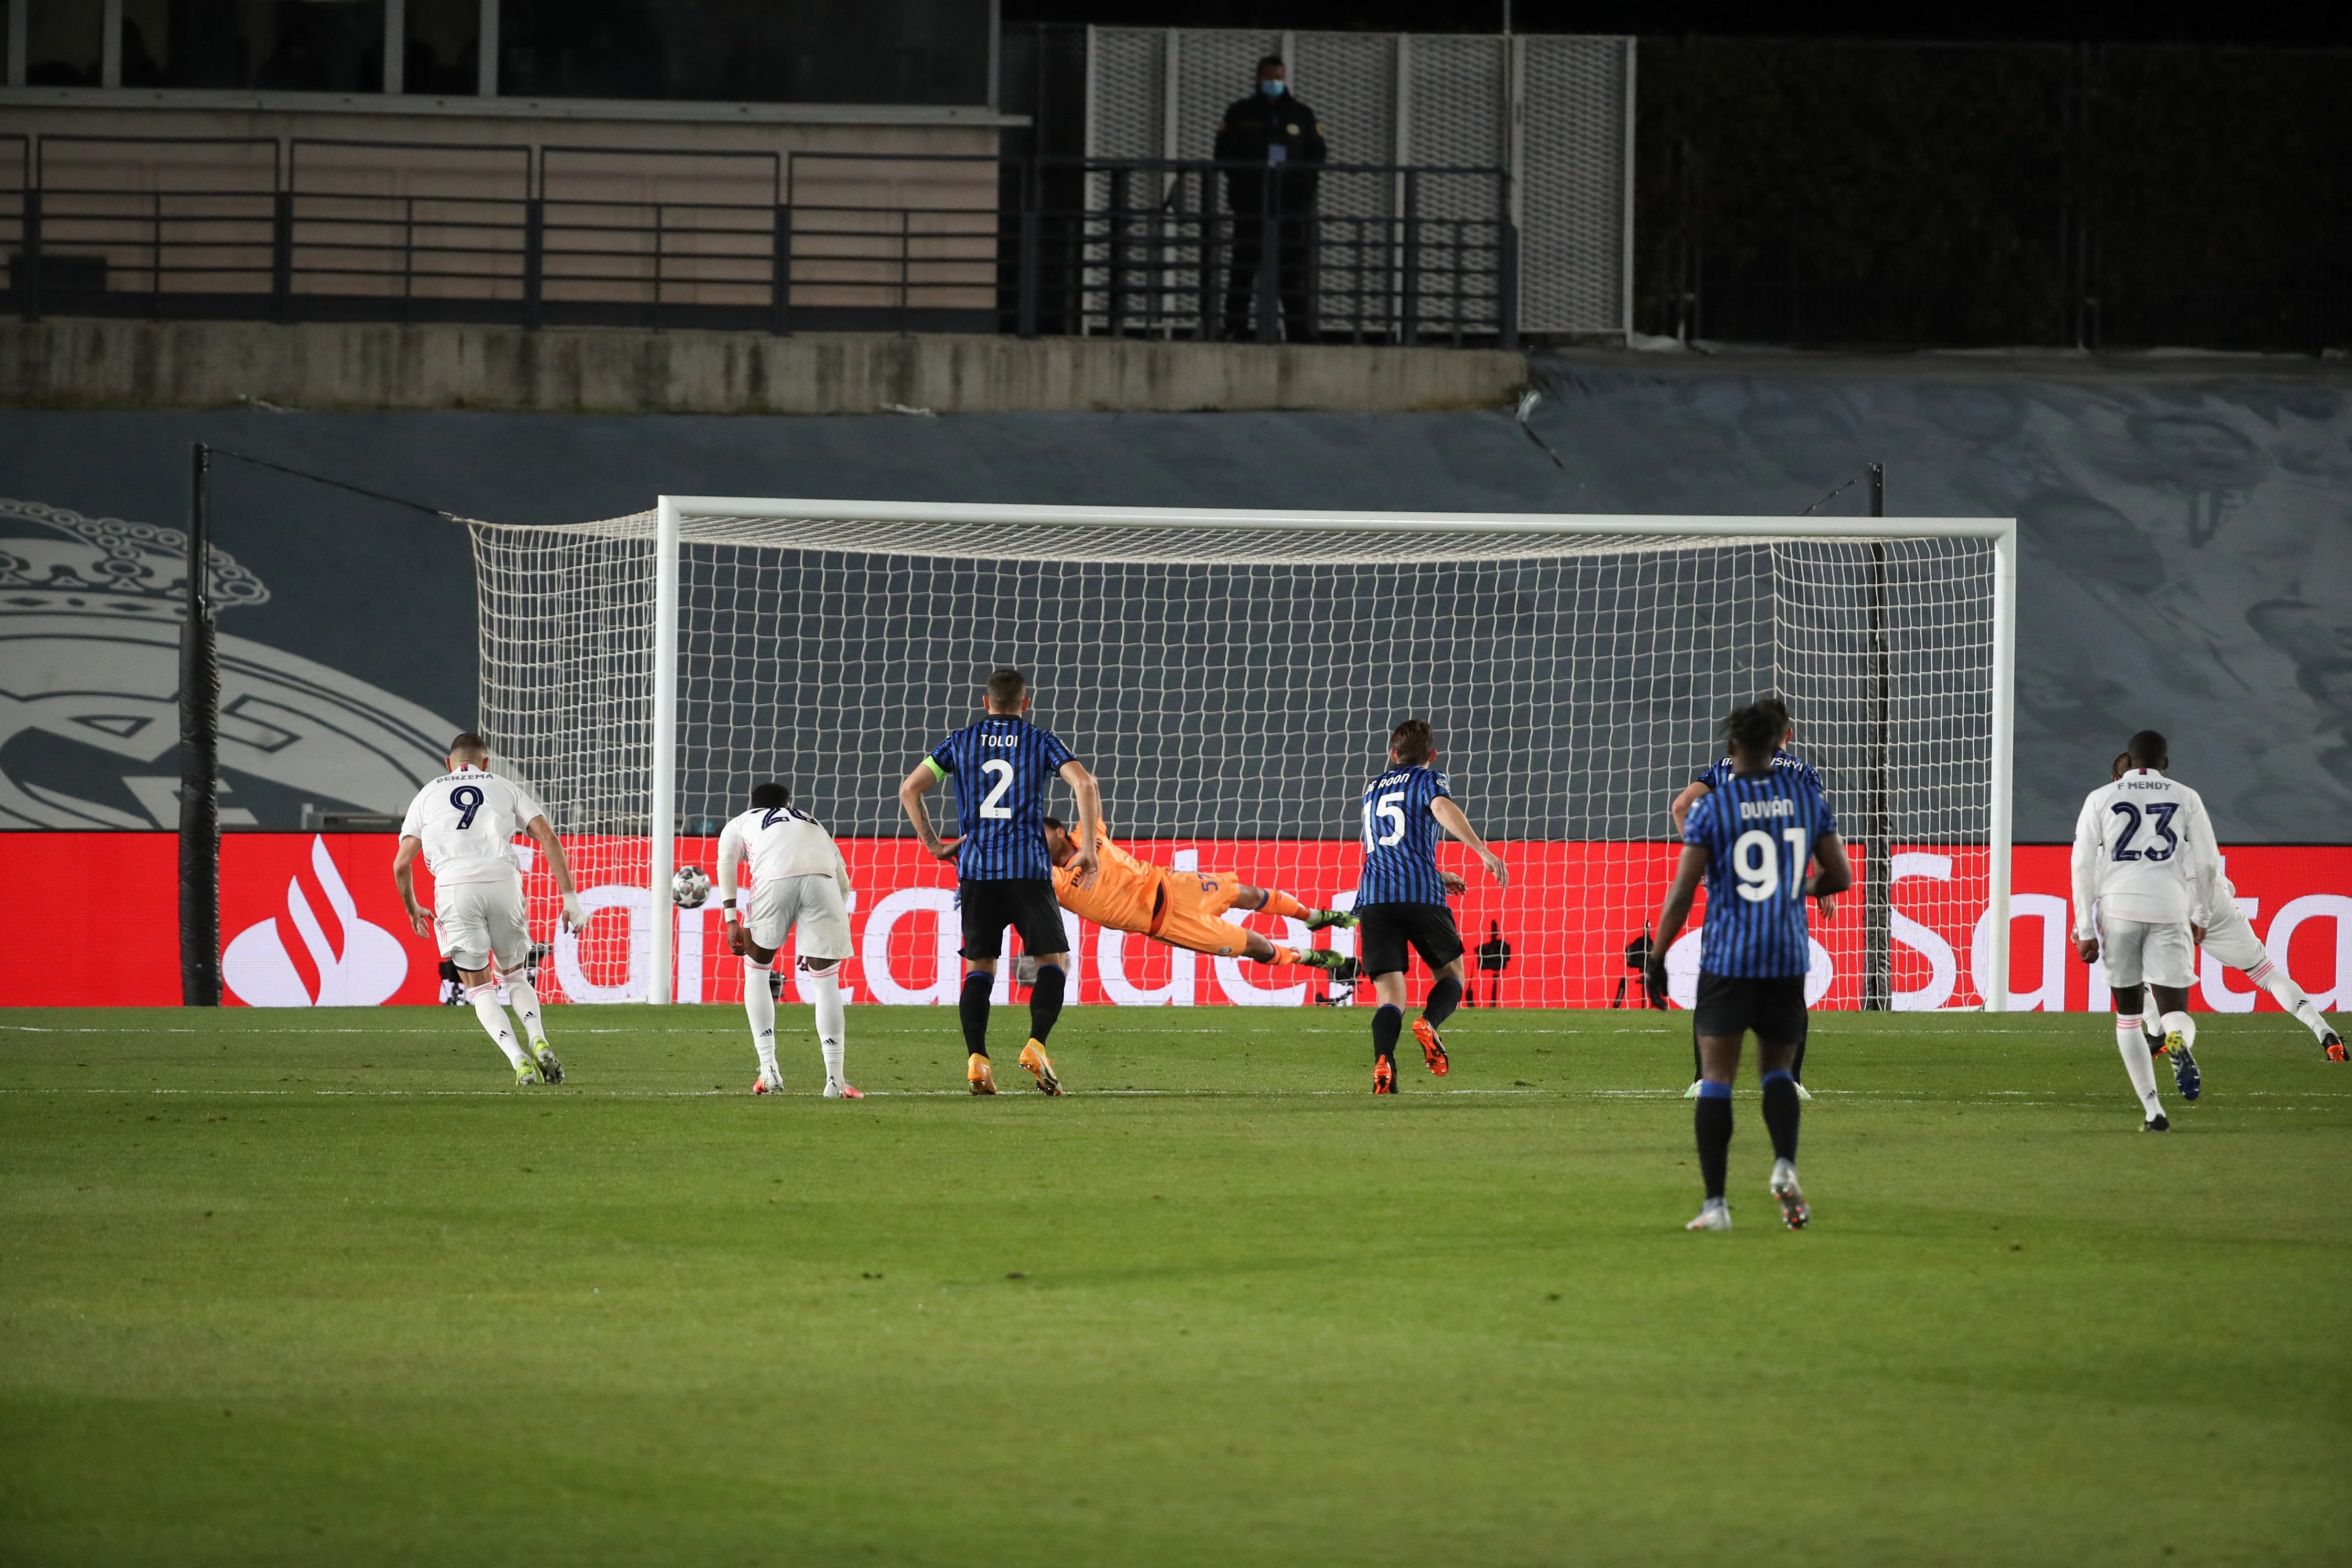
[[1686, 766, 1840, 978], [1694, 747, 1820, 791], [926, 717, 1078, 881], [1356, 764, 1453, 906]]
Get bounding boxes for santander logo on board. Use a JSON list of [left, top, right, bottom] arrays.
[[222, 835, 408, 1007]]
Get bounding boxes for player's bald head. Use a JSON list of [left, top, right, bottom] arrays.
[[750, 782, 788, 810], [985, 667, 1029, 713], [448, 732, 490, 765], [2126, 729, 2168, 770]]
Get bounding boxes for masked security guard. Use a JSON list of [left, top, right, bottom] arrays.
[[1213, 55, 1327, 342]]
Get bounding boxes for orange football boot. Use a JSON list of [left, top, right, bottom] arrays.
[[967, 1053, 997, 1095], [1414, 1017, 1449, 1076], [1373, 1056, 1396, 1094], [1019, 1039, 1064, 1096]]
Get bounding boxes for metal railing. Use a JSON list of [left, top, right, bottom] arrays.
[[0, 133, 1516, 348]]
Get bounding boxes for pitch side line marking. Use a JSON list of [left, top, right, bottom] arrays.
[[2, 1087, 2345, 1109]]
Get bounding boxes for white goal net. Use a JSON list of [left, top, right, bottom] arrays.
[[470, 501, 2015, 1012]]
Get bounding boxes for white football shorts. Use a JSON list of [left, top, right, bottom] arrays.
[[436, 874, 529, 975], [2198, 908, 2273, 980], [2103, 916, 2194, 990], [747, 874, 853, 960]]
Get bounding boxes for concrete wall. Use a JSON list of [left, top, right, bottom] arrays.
[[5, 100, 1011, 318], [0, 318, 1531, 416], [5, 350, 2348, 840]]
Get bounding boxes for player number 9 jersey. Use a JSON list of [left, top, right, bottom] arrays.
[[398, 768, 546, 887]]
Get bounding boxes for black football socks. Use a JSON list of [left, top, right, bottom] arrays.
[[1424, 976, 1462, 1028], [1372, 1004, 1404, 1065], [959, 971, 993, 1058], [1030, 963, 1067, 1044], [1693, 1080, 1733, 1200], [1760, 1069, 1801, 1162]]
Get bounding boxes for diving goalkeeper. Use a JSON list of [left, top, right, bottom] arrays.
[[1043, 816, 1354, 971]]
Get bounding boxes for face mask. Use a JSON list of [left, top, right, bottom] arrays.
[[1261, 79, 1284, 96]]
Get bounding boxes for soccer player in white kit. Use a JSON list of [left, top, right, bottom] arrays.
[[393, 733, 586, 1086], [2103, 753, 2346, 1062], [717, 782, 859, 1098], [2072, 731, 2220, 1129]]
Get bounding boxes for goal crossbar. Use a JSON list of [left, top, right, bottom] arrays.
[[652, 498, 2015, 541]]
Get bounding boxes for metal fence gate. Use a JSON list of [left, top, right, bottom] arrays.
[[1084, 27, 1634, 339]]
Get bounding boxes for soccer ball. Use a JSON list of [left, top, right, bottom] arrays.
[[671, 865, 711, 909]]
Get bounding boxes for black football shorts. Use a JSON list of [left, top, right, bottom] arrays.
[[1357, 902, 1466, 978], [1692, 971, 1809, 1044], [958, 878, 1069, 962]]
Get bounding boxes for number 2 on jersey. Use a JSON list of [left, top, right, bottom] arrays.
[[978, 759, 1014, 819], [450, 784, 484, 830]]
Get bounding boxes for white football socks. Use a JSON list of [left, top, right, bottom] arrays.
[[2259, 971, 2332, 1042], [2140, 994, 2164, 1040], [808, 966, 848, 1085], [743, 959, 779, 1076], [505, 975, 547, 1047], [2114, 1016, 2164, 1119], [2161, 1011, 2197, 1051], [468, 983, 529, 1069]]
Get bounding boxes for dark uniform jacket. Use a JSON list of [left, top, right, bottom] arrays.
[[1213, 90, 1328, 216]]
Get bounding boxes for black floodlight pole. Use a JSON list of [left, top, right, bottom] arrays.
[[180, 442, 222, 1007], [1864, 462, 1892, 1011]]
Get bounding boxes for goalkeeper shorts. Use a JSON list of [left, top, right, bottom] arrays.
[[1149, 869, 1248, 957]]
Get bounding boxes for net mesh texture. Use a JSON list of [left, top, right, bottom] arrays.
[[473, 506, 1997, 1011]]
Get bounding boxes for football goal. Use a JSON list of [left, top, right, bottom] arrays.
[[470, 500, 2016, 1011]]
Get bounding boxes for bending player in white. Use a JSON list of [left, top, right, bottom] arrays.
[[2072, 729, 2220, 1130], [394, 732, 585, 1086], [718, 782, 859, 1098], [2102, 752, 2345, 1062]]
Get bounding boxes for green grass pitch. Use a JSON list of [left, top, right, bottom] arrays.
[[3, 1003, 2347, 1566]]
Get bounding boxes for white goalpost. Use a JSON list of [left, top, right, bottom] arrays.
[[470, 500, 2016, 1014]]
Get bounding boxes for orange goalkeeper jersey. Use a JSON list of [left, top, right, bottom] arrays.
[[1051, 832, 1165, 932]]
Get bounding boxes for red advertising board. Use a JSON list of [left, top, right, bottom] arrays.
[[2, 833, 2343, 1011]]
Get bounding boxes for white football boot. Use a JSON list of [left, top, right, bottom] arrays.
[[1769, 1158, 1809, 1229], [1686, 1199, 1732, 1231]]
